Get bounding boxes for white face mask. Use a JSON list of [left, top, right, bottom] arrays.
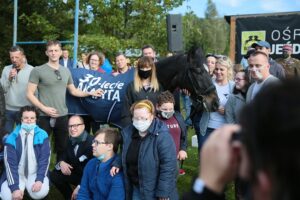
[[133, 119, 152, 133], [161, 110, 175, 119], [250, 67, 264, 80]]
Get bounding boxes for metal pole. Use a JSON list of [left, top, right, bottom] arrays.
[[13, 0, 18, 46], [73, 0, 79, 68]]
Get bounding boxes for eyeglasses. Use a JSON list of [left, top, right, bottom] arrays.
[[68, 123, 83, 129], [54, 70, 62, 80], [234, 78, 245, 82], [92, 139, 108, 146]]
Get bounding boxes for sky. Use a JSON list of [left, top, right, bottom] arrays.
[[170, 0, 300, 18]]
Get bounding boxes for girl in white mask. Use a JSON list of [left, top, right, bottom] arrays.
[[111, 99, 179, 200]]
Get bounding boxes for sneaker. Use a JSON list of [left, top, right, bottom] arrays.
[[179, 169, 186, 175]]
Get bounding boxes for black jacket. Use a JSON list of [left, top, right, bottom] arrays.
[[121, 81, 163, 127], [56, 132, 93, 176]]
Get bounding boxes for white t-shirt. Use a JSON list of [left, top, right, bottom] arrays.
[[251, 75, 273, 100], [63, 58, 68, 68], [207, 82, 231, 129]]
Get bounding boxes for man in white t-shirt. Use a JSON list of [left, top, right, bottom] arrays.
[[246, 51, 279, 102]]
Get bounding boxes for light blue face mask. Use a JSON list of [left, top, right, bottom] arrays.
[[21, 123, 37, 132], [97, 154, 105, 161]]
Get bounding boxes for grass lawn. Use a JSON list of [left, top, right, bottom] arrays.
[[177, 127, 235, 199], [23, 127, 235, 199]]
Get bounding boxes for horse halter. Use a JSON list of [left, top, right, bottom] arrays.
[[183, 66, 218, 119], [193, 84, 216, 112]]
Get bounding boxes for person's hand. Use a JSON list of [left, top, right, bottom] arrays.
[[60, 161, 73, 175], [32, 181, 43, 192], [12, 189, 23, 200], [110, 166, 120, 176], [177, 150, 188, 160], [71, 185, 80, 200], [9, 68, 18, 81], [217, 106, 225, 115], [89, 89, 104, 97], [41, 106, 59, 117], [199, 124, 241, 193], [181, 89, 191, 96]]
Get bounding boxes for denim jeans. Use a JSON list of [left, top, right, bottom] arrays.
[[192, 112, 214, 153], [4, 110, 20, 133], [132, 186, 141, 200], [181, 93, 192, 126]]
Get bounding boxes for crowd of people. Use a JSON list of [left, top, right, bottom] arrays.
[[0, 39, 299, 200]]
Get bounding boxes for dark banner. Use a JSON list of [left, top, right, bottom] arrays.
[[66, 68, 134, 127], [235, 13, 300, 62]]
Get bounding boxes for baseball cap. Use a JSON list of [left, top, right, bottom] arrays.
[[251, 41, 271, 49], [283, 44, 293, 51]]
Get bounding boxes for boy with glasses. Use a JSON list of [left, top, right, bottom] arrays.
[[73, 128, 125, 200], [50, 115, 93, 199]]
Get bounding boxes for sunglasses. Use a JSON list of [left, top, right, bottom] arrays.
[[216, 55, 229, 61], [54, 70, 62, 80]]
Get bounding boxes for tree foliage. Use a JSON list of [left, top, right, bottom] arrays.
[[182, 0, 229, 55], [0, 0, 183, 68]]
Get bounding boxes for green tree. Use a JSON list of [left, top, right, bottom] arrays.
[[80, 0, 184, 59], [182, 0, 229, 55], [0, 0, 184, 68], [201, 0, 229, 55], [183, 11, 203, 51]]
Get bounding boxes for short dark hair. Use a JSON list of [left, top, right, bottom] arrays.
[[249, 51, 269, 59], [142, 44, 155, 52], [46, 40, 62, 50], [9, 46, 24, 55], [19, 106, 39, 120], [94, 128, 120, 153], [115, 52, 126, 58], [157, 90, 175, 106], [240, 79, 300, 200]]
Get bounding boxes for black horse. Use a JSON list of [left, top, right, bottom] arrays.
[[156, 47, 219, 115], [68, 47, 218, 127]]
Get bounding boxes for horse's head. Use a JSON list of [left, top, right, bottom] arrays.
[[156, 47, 219, 113], [183, 47, 219, 113]]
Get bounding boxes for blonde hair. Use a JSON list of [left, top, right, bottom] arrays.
[[130, 99, 155, 116], [133, 56, 159, 92], [216, 56, 234, 81]]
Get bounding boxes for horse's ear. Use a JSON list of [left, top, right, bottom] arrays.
[[187, 47, 205, 68]]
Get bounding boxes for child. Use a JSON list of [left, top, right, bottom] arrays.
[[156, 91, 188, 174]]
